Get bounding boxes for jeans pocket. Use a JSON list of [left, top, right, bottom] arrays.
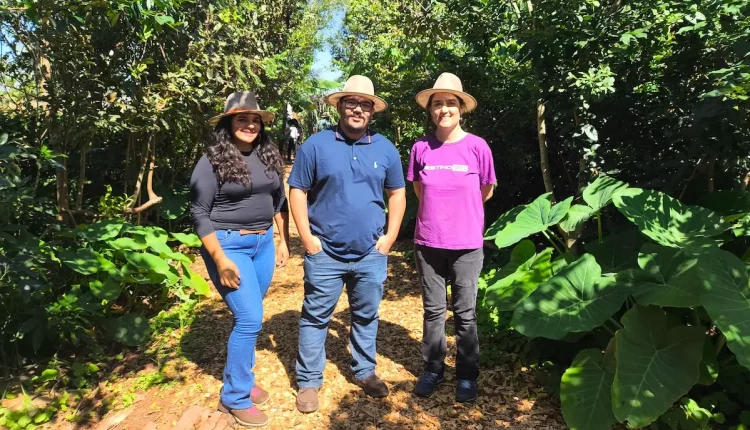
[[305, 249, 323, 258], [216, 230, 232, 241]]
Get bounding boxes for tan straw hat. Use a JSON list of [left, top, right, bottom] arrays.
[[326, 75, 388, 112], [415, 73, 477, 112], [209, 91, 275, 125]]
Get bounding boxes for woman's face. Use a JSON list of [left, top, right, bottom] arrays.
[[430, 93, 462, 130], [231, 113, 262, 145]]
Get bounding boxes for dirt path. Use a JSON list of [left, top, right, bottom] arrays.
[[59, 168, 565, 430]]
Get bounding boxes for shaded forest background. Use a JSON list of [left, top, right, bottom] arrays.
[[1, 0, 749, 429]]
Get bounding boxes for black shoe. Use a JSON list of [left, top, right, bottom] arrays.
[[356, 374, 389, 398], [414, 371, 444, 398], [456, 379, 477, 403]]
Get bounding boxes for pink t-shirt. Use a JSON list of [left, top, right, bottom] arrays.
[[407, 133, 497, 250]]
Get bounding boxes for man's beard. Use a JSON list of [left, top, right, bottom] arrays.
[[343, 115, 367, 133]]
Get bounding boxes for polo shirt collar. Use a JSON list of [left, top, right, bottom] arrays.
[[333, 125, 373, 144]]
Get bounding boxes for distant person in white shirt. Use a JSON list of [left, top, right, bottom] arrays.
[[285, 119, 301, 162]]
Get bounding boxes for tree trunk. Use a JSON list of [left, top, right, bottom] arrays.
[[706, 157, 716, 193], [75, 143, 88, 210], [130, 135, 150, 206], [56, 156, 69, 222], [537, 99, 555, 199], [741, 171, 750, 190]]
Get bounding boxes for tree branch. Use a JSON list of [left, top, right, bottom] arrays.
[[75, 143, 88, 210], [124, 134, 162, 214]]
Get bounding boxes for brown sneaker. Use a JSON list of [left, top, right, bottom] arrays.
[[217, 402, 269, 427], [251, 385, 270, 405], [356, 374, 389, 398], [296, 387, 320, 413]]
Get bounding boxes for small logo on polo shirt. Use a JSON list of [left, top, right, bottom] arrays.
[[374, 161, 378, 169]]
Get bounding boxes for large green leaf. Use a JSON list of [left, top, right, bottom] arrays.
[[59, 248, 106, 275], [89, 278, 121, 301], [613, 188, 729, 249], [511, 254, 629, 339], [493, 193, 573, 248], [484, 205, 526, 240], [583, 176, 629, 212], [698, 335, 719, 386], [76, 219, 125, 242], [123, 251, 172, 276], [629, 243, 702, 307], [695, 247, 750, 370], [105, 313, 150, 346], [171, 232, 202, 248], [613, 305, 705, 428], [149, 241, 192, 264], [585, 229, 646, 274], [560, 204, 595, 233], [481, 240, 536, 291], [97, 253, 122, 280], [182, 262, 210, 296], [486, 248, 555, 311], [560, 345, 617, 430], [109, 237, 148, 251]]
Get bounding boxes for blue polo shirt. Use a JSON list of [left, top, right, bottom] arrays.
[[287, 127, 405, 261]]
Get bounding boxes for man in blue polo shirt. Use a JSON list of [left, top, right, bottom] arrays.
[[288, 75, 406, 413]]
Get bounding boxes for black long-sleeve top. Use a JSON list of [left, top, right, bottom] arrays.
[[189, 150, 288, 238]]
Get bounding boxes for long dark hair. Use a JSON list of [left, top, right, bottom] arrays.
[[206, 115, 284, 186]]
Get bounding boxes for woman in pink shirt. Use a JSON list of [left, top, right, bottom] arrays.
[[407, 73, 496, 403]]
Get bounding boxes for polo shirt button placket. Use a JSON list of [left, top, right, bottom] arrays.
[[352, 144, 360, 169]]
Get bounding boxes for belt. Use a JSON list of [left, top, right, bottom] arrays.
[[239, 229, 267, 235]]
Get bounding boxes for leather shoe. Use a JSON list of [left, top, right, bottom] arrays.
[[217, 402, 269, 427], [356, 374, 389, 398], [296, 387, 319, 413]]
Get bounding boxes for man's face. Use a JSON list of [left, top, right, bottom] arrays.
[[337, 96, 374, 135]]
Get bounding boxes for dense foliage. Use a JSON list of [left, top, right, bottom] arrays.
[[1, 0, 749, 427], [481, 179, 750, 429], [339, 0, 749, 223], [338, 1, 750, 428], [0, 0, 333, 359]]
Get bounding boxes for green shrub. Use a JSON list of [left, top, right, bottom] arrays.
[[482, 177, 750, 429]]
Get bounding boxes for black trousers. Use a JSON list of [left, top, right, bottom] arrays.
[[414, 244, 483, 381]]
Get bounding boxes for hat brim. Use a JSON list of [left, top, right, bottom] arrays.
[[326, 92, 388, 113], [209, 109, 275, 126], [415, 89, 477, 112]]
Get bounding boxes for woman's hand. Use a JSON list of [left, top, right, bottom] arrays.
[[276, 242, 289, 267], [216, 256, 241, 289]]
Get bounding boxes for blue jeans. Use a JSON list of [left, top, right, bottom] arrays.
[[200, 227, 275, 409], [296, 248, 387, 388]]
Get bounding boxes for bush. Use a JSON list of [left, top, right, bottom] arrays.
[[0, 134, 208, 367], [481, 177, 750, 429]]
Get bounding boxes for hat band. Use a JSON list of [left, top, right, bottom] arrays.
[[223, 107, 266, 116]]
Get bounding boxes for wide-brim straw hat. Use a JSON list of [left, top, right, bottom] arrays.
[[415, 73, 477, 112], [326, 75, 388, 113], [209, 92, 275, 125]]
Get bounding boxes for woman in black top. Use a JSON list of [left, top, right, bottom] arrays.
[[190, 92, 289, 427]]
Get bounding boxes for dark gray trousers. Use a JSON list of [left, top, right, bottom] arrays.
[[414, 244, 483, 381]]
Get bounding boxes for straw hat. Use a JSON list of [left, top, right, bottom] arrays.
[[209, 92, 275, 125], [415, 73, 477, 112], [326, 75, 388, 112]]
